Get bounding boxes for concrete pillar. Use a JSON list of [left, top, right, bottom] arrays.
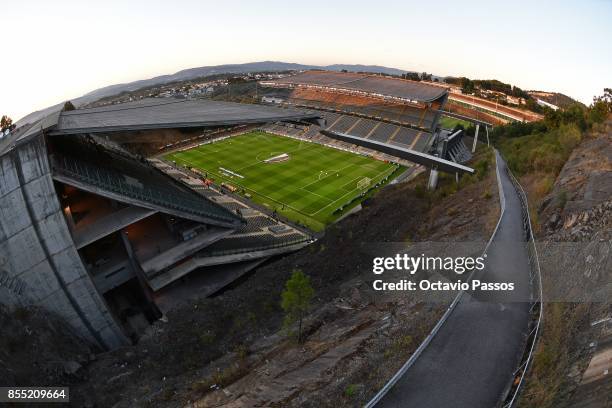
[[485, 126, 490, 146], [427, 168, 439, 190], [472, 124, 480, 153]]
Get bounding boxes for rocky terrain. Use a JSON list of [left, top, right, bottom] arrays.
[[0, 306, 94, 387], [518, 118, 611, 408]]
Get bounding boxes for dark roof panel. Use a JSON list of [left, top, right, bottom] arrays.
[[54, 98, 319, 134]]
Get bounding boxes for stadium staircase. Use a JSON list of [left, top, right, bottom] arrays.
[[447, 140, 472, 164]]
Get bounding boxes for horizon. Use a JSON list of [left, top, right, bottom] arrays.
[[2, 0, 611, 122]]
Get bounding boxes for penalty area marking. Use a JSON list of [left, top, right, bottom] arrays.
[[309, 165, 397, 216]]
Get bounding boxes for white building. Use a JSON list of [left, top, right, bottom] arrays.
[[536, 99, 560, 111]]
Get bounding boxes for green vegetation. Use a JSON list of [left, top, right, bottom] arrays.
[[439, 115, 471, 130], [400, 71, 433, 81], [383, 333, 415, 361], [428, 147, 494, 202], [518, 303, 592, 408], [281, 270, 314, 343], [494, 90, 611, 407], [344, 384, 358, 398], [445, 77, 531, 99], [0, 115, 13, 132], [165, 131, 404, 231], [496, 123, 581, 177], [62, 101, 76, 112], [491, 92, 610, 209]]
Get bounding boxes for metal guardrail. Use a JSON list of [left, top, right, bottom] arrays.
[[501, 166, 543, 408], [197, 237, 313, 258]]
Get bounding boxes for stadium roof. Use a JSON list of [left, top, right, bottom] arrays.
[[321, 130, 474, 174], [262, 71, 449, 104], [0, 98, 319, 154], [53, 98, 319, 135]]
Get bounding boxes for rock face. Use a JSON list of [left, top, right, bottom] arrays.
[[524, 119, 612, 408], [541, 130, 612, 228], [551, 200, 612, 242]]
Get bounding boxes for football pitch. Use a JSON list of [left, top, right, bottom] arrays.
[[164, 131, 405, 231]]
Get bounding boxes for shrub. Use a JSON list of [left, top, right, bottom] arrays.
[[344, 384, 358, 398], [557, 124, 582, 152], [556, 189, 568, 210]]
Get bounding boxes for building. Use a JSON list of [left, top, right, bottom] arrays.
[[536, 98, 560, 111], [261, 96, 285, 104], [0, 98, 319, 349]]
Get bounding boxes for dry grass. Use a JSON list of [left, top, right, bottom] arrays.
[[518, 303, 592, 407]]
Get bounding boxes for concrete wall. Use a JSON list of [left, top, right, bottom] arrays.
[[0, 136, 129, 349]]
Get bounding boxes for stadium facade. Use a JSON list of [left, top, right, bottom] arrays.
[[0, 99, 318, 349]]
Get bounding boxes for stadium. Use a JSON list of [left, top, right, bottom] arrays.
[[0, 71, 477, 348]]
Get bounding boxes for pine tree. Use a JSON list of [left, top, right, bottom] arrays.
[[281, 270, 314, 343]]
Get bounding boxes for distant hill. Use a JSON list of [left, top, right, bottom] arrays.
[[16, 61, 423, 126], [324, 64, 407, 76]]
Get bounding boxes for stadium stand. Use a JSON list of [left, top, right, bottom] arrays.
[[153, 159, 312, 256], [51, 136, 242, 226], [262, 70, 449, 133], [329, 115, 359, 133], [197, 233, 309, 257], [368, 122, 397, 142], [390, 126, 420, 146], [348, 118, 378, 138]]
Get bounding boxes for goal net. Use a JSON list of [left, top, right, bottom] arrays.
[[357, 177, 371, 189]]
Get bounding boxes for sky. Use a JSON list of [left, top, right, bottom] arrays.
[[2, 0, 611, 122]]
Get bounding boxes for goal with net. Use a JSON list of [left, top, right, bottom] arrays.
[[357, 177, 371, 189]]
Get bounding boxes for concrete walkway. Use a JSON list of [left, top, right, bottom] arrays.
[[374, 152, 533, 407]]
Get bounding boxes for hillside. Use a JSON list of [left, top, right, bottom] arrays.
[[516, 117, 611, 408], [528, 91, 584, 109]]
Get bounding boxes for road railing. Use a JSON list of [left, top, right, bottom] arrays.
[[501, 166, 543, 408]]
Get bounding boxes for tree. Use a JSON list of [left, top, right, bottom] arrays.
[[281, 270, 314, 343], [460, 77, 475, 94], [62, 101, 76, 111], [589, 88, 612, 124], [1, 115, 12, 132], [420, 72, 432, 81]]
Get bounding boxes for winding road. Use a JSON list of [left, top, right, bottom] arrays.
[[372, 151, 534, 407]]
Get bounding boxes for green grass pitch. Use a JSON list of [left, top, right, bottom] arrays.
[[165, 131, 405, 231]]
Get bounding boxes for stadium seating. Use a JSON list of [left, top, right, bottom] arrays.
[[302, 127, 321, 139], [51, 137, 240, 224], [329, 115, 359, 133], [310, 111, 433, 152], [197, 232, 309, 257], [368, 122, 397, 142], [390, 127, 420, 146], [288, 87, 438, 131], [349, 119, 378, 138]]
